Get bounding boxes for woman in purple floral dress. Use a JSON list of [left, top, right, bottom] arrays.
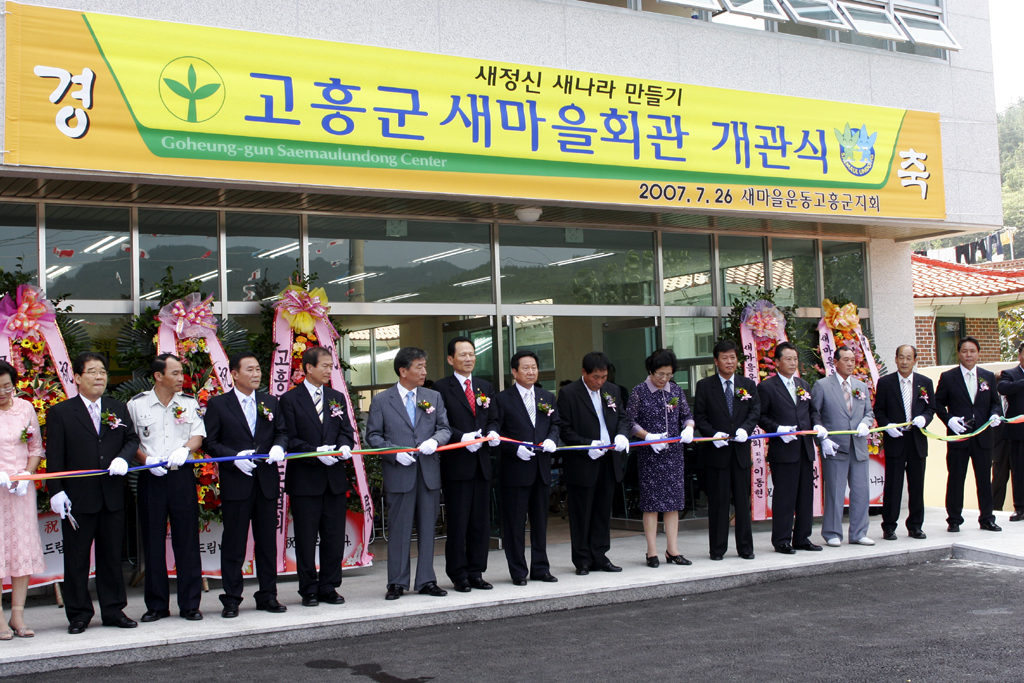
[[626, 350, 696, 568]]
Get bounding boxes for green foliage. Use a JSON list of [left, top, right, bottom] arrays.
[[999, 306, 1024, 361], [0, 258, 89, 363], [570, 251, 654, 305], [0, 256, 33, 297]]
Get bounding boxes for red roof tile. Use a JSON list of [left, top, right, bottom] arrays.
[[912, 254, 1024, 299]]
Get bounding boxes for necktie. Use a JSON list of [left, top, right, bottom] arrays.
[[525, 390, 536, 426], [592, 390, 610, 445], [786, 378, 797, 404], [902, 378, 913, 422], [314, 388, 323, 423], [843, 380, 852, 413], [725, 380, 734, 416], [405, 391, 417, 427], [88, 402, 101, 434], [967, 371, 976, 402], [243, 396, 257, 435], [465, 379, 476, 416]]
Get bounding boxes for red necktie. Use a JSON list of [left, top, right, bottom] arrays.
[[465, 378, 476, 416]]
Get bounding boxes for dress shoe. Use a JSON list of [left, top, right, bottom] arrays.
[[102, 615, 138, 629], [180, 609, 203, 621], [980, 521, 1003, 532], [646, 555, 660, 568], [141, 609, 170, 622], [256, 599, 287, 613], [739, 552, 755, 560], [301, 595, 320, 607], [318, 591, 345, 605], [530, 573, 558, 582], [665, 552, 692, 566], [512, 578, 528, 586], [909, 529, 928, 540], [825, 538, 842, 547], [595, 562, 623, 572], [851, 537, 875, 546], [418, 582, 448, 596], [947, 523, 960, 532], [1010, 511, 1024, 522], [468, 578, 493, 590], [67, 621, 88, 635], [710, 555, 723, 561], [774, 544, 796, 555], [794, 542, 822, 551], [575, 566, 590, 576], [453, 578, 472, 592], [385, 584, 405, 600], [882, 531, 898, 541], [222, 605, 239, 618]]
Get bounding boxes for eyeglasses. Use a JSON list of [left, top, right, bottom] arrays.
[[653, 372, 674, 380], [0, 386, 15, 394], [81, 369, 108, 377]]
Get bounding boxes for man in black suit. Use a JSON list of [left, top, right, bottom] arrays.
[[46, 352, 140, 634], [874, 344, 936, 540], [756, 341, 826, 554], [432, 336, 495, 592], [997, 342, 1024, 522], [486, 350, 560, 585], [203, 352, 289, 617], [279, 346, 354, 607], [934, 336, 1003, 533], [556, 352, 630, 575], [693, 339, 761, 561]]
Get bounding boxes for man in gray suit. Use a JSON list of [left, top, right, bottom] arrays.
[[366, 347, 452, 600], [811, 346, 876, 547]]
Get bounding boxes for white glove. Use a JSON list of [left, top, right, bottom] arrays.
[[149, 459, 168, 477], [487, 431, 501, 447], [650, 434, 668, 453], [11, 478, 29, 496], [912, 415, 927, 429], [814, 424, 828, 439], [268, 445, 286, 464], [234, 450, 257, 476], [339, 445, 353, 460], [396, 452, 417, 466], [0, 471, 9, 488], [712, 431, 730, 449], [856, 423, 870, 438], [734, 428, 748, 443], [418, 438, 438, 456], [822, 439, 839, 457], [588, 440, 604, 459], [516, 445, 534, 461], [885, 426, 903, 439], [107, 458, 129, 476], [463, 430, 483, 453], [779, 426, 797, 444], [947, 416, 966, 435], [167, 447, 190, 468], [542, 439, 557, 453], [316, 445, 339, 466], [50, 490, 71, 519], [991, 415, 1003, 427], [614, 434, 630, 452], [680, 425, 694, 444]]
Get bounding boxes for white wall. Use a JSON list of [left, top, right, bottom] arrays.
[[869, 239, 915, 363]]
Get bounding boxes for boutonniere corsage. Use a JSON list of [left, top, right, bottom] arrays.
[[328, 398, 344, 419], [475, 388, 490, 409], [537, 400, 554, 417], [796, 386, 811, 401], [417, 399, 435, 414], [602, 391, 617, 411], [735, 387, 752, 401], [852, 388, 866, 401], [259, 403, 274, 422], [100, 410, 124, 429], [173, 405, 188, 425], [666, 397, 679, 412], [20, 426, 33, 443], [918, 386, 929, 403], [979, 380, 990, 392]]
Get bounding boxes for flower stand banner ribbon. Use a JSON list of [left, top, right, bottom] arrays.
[[156, 293, 234, 393], [817, 299, 885, 506], [271, 284, 374, 569], [0, 284, 77, 398]]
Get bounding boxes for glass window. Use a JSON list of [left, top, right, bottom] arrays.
[[718, 235, 765, 306], [225, 213, 300, 302], [894, 40, 945, 59], [74, 314, 133, 382], [771, 238, 818, 308], [499, 226, 655, 306], [0, 204, 38, 283], [780, 0, 851, 30], [139, 209, 219, 301], [838, 3, 908, 41], [512, 315, 554, 371], [375, 326, 400, 385], [663, 233, 713, 306], [644, 0, 722, 13], [665, 317, 716, 397], [307, 218, 491, 305], [895, 12, 960, 50], [721, 0, 787, 20], [45, 205, 130, 300], [777, 20, 831, 40], [935, 318, 962, 366], [839, 29, 891, 50], [821, 240, 865, 307], [346, 329, 373, 387]]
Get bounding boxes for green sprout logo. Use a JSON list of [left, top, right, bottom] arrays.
[[159, 57, 225, 123]]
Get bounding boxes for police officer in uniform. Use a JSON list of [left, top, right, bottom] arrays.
[[128, 353, 206, 622]]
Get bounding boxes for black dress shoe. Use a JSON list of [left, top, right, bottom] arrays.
[[794, 542, 823, 551], [575, 566, 590, 576], [453, 578, 472, 592], [67, 621, 88, 634], [468, 578, 493, 590], [739, 552, 755, 560], [595, 562, 623, 572], [948, 523, 960, 532], [909, 529, 928, 540], [222, 604, 239, 618], [301, 595, 320, 607], [385, 584, 405, 600], [102, 615, 138, 628], [530, 573, 558, 582], [665, 552, 692, 566], [882, 531, 898, 541], [980, 521, 1003, 532], [512, 578, 528, 586], [710, 555, 724, 561], [180, 609, 203, 621], [141, 609, 170, 622], [774, 544, 796, 555], [646, 554, 660, 568], [1010, 511, 1024, 522], [256, 599, 287, 613], [319, 591, 346, 605], [418, 581, 448, 596]]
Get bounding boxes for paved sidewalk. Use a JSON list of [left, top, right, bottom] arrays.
[[2, 507, 1021, 675]]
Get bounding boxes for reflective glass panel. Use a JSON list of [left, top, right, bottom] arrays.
[[0, 204, 38, 283], [839, 3, 908, 40], [718, 235, 765, 306], [665, 317, 716, 398], [781, 0, 850, 28], [722, 0, 786, 19], [374, 326, 400, 385], [74, 314, 133, 381], [663, 233, 713, 306], [45, 206, 130, 300], [346, 329, 373, 386], [225, 213, 300, 302], [821, 240, 865, 307], [772, 238, 818, 308], [139, 209, 219, 301], [895, 13, 959, 50]]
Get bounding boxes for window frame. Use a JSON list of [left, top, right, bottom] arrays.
[[779, 0, 853, 31], [719, 0, 789, 22], [654, 0, 723, 10], [836, 1, 909, 41], [894, 10, 961, 50]]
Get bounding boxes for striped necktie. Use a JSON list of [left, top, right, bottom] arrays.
[[314, 387, 323, 423], [525, 390, 536, 426]]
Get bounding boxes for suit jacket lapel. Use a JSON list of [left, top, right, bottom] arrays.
[[226, 389, 254, 435], [453, 376, 475, 415], [389, 386, 415, 430], [578, 382, 600, 421], [829, 375, 851, 418], [297, 386, 326, 436], [508, 385, 533, 428], [73, 397, 99, 437]]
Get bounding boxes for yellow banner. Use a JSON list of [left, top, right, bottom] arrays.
[[5, 2, 944, 219]]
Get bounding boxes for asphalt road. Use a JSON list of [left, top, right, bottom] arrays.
[[10, 560, 1023, 683]]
